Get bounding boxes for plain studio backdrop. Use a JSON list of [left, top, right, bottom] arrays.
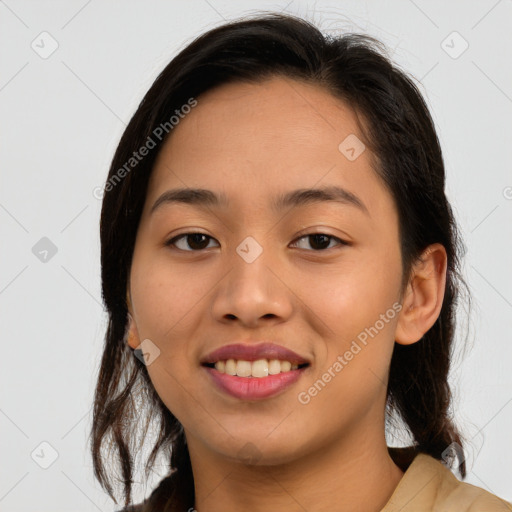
[[1, 1, 511, 510]]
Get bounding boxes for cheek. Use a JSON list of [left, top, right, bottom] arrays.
[[298, 253, 401, 336], [297, 292, 399, 437], [298, 250, 401, 386], [145, 360, 207, 436], [130, 251, 211, 342], [129, 256, 207, 410]]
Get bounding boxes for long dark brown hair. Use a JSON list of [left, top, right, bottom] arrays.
[[91, 11, 471, 510]]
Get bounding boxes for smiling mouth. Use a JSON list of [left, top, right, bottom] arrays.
[[202, 359, 310, 378]]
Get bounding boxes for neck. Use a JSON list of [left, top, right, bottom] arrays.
[[188, 426, 404, 512]]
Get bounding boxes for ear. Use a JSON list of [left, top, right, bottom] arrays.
[[125, 290, 140, 349], [395, 243, 447, 346]]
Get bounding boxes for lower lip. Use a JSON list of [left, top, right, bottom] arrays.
[[203, 365, 308, 400]]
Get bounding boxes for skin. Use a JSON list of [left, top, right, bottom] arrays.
[[125, 76, 447, 512]]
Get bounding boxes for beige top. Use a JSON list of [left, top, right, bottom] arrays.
[[381, 452, 512, 511], [118, 450, 512, 511]]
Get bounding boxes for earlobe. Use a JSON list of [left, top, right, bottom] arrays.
[[125, 313, 140, 349], [394, 243, 447, 346], [125, 290, 140, 349]]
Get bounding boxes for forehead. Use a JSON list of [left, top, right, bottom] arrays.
[[158, 76, 363, 162], [144, 76, 393, 221]]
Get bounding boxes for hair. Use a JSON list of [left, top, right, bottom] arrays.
[[91, 11, 471, 511]]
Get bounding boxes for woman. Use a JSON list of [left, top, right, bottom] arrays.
[[91, 12, 511, 512]]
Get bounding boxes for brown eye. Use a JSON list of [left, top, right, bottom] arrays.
[[291, 233, 347, 251], [166, 233, 218, 251]]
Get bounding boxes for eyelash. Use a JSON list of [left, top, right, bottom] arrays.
[[165, 232, 349, 252]]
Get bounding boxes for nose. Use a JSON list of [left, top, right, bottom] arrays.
[[210, 241, 294, 328]]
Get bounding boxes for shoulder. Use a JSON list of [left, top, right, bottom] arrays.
[[435, 461, 512, 511], [383, 450, 512, 511]]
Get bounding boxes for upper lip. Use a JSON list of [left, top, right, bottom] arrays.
[[200, 342, 310, 365]]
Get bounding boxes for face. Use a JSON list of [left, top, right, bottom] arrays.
[[127, 76, 405, 466]]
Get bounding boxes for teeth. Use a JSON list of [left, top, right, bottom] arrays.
[[236, 360, 252, 377], [250, 359, 268, 377], [268, 359, 281, 375], [225, 359, 236, 375], [214, 358, 301, 378]]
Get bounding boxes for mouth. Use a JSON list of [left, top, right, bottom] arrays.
[[200, 342, 311, 400], [200, 341, 310, 368], [201, 359, 311, 401], [201, 359, 310, 378]]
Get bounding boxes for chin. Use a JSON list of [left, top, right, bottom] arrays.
[[211, 434, 305, 467]]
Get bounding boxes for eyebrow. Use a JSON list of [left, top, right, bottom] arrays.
[[150, 185, 370, 217]]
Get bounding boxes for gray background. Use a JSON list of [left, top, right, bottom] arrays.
[[1, 0, 511, 510]]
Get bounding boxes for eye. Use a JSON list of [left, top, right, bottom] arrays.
[[165, 232, 348, 252], [165, 232, 219, 251], [290, 233, 348, 251]]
